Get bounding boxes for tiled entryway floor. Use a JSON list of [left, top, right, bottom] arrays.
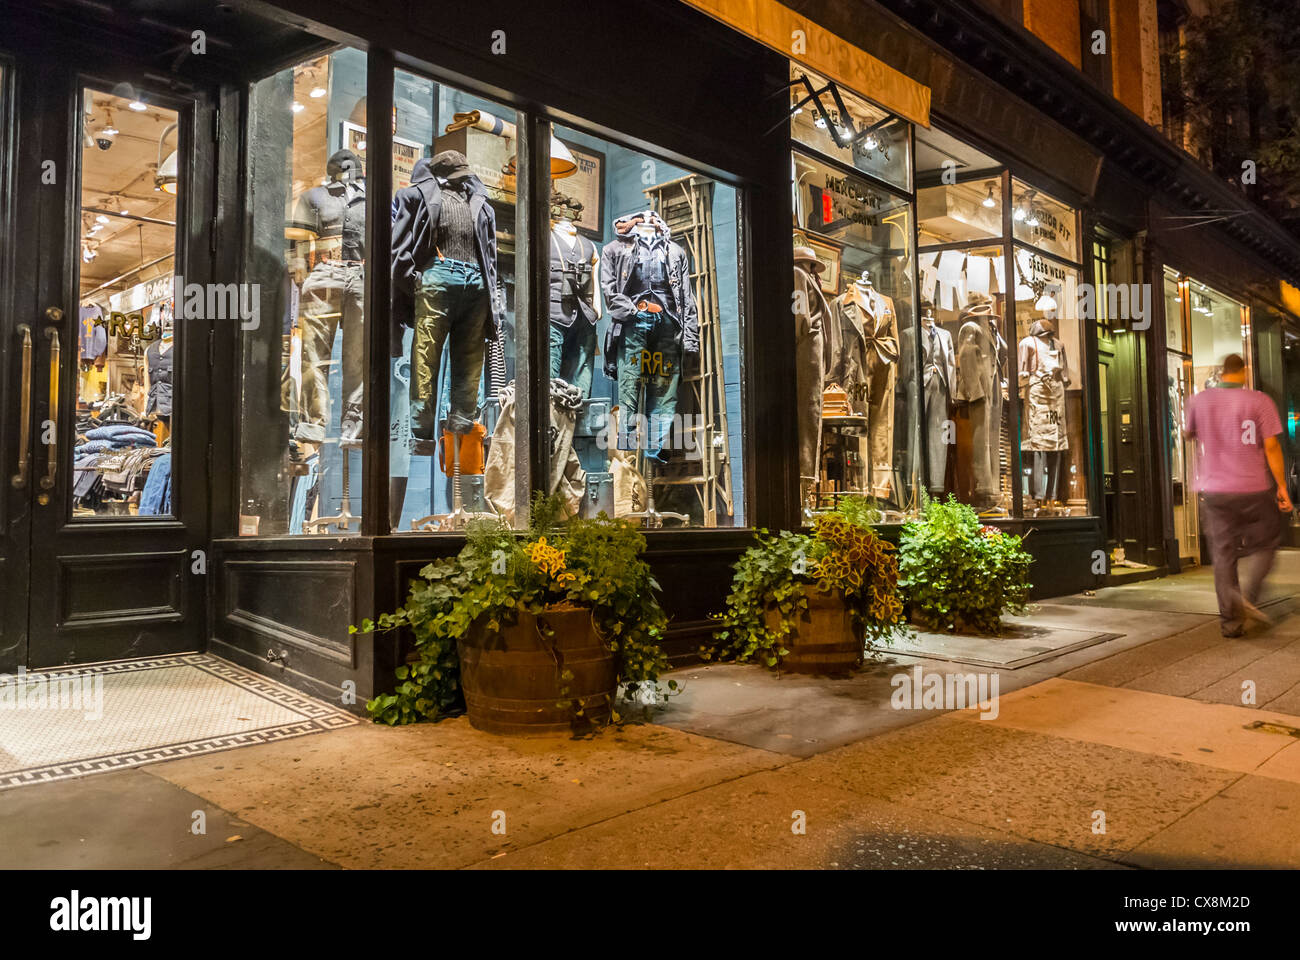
[[0, 654, 357, 790]]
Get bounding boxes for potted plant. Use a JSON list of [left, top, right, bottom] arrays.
[[354, 494, 674, 733], [707, 497, 906, 674], [898, 495, 1033, 634]]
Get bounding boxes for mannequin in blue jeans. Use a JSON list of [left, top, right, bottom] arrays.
[[410, 258, 489, 440], [617, 306, 681, 462]]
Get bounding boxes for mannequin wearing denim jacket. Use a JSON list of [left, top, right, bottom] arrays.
[[549, 222, 599, 397], [600, 211, 697, 462]]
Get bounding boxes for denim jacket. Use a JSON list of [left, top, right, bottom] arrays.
[[599, 213, 699, 354]]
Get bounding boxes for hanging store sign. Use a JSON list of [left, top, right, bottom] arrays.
[[677, 0, 931, 127]]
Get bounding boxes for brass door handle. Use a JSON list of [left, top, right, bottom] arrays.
[[39, 312, 61, 504], [10, 323, 32, 488]]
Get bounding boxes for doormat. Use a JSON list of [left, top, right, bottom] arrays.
[[875, 624, 1123, 670], [0, 654, 359, 791]]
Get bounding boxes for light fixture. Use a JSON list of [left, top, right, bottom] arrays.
[[119, 208, 129, 216], [128, 99, 147, 111], [1013, 206, 1026, 222], [101, 123, 118, 136], [82, 242, 98, 262], [982, 182, 996, 208], [87, 224, 102, 236], [356, 139, 366, 151], [94, 214, 109, 224], [862, 133, 879, 151], [292, 101, 305, 113], [813, 115, 827, 129], [309, 86, 327, 98], [1025, 207, 1040, 227], [154, 122, 179, 194]]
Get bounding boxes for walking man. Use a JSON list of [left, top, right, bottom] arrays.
[[1185, 353, 1293, 637]]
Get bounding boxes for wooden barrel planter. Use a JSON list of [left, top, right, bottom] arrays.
[[763, 587, 862, 675], [456, 604, 616, 736]]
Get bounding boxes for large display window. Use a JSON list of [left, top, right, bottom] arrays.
[[790, 75, 917, 520], [239, 49, 748, 536], [239, 48, 369, 536]]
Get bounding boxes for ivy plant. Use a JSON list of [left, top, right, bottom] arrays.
[[353, 493, 674, 725], [897, 495, 1033, 635], [705, 497, 907, 668]]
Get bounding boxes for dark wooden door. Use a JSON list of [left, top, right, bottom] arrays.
[[0, 45, 215, 670]]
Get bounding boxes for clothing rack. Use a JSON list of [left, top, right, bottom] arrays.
[[642, 174, 733, 526]]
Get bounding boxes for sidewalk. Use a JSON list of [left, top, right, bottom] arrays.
[[5, 553, 1300, 869]]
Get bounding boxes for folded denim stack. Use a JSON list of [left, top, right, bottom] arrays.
[[75, 424, 158, 459]]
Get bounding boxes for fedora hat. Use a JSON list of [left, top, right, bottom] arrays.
[[793, 245, 825, 274]]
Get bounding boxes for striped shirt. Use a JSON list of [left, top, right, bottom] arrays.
[[1184, 385, 1282, 494]]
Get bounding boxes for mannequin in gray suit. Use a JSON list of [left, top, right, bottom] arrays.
[[898, 299, 956, 494], [953, 292, 1007, 507]]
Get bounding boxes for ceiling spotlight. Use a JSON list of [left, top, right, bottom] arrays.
[[357, 139, 366, 151], [101, 124, 118, 136], [119, 208, 129, 216], [94, 214, 109, 224], [982, 183, 996, 208], [813, 115, 827, 129], [862, 133, 879, 151], [1026, 208, 1040, 227], [309, 86, 327, 98], [128, 99, 147, 111], [1013, 206, 1026, 222], [292, 101, 305, 113]]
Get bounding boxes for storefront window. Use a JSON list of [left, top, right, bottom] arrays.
[[387, 71, 525, 532], [793, 148, 916, 518], [918, 178, 1002, 244], [789, 66, 910, 192], [1011, 178, 1078, 262], [239, 48, 367, 536], [1188, 280, 1249, 390], [1013, 254, 1087, 513], [549, 123, 746, 528], [74, 89, 179, 519]]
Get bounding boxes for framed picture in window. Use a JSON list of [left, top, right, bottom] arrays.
[[557, 141, 604, 240], [799, 232, 842, 295]]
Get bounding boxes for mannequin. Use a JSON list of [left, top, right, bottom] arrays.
[[898, 299, 955, 494], [830, 269, 899, 499], [793, 244, 831, 506], [143, 320, 174, 435], [549, 204, 600, 397], [600, 209, 698, 464], [1018, 312, 1070, 503], [287, 147, 366, 447], [953, 291, 1007, 510], [392, 150, 503, 445]]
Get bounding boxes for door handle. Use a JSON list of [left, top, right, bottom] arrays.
[[39, 311, 61, 505], [10, 323, 32, 488]]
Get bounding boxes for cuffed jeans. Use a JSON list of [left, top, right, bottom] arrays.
[[297, 260, 364, 443], [617, 309, 681, 462], [1202, 490, 1283, 633], [411, 258, 489, 440], [549, 319, 597, 398]]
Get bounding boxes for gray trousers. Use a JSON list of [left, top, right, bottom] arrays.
[[969, 389, 1002, 502], [1201, 490, 1283, 632], [796, 326, 824, 484], [297, 261, 365, 443]]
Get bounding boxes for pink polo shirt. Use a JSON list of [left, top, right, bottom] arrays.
[[1185, 385, 1283, 494]]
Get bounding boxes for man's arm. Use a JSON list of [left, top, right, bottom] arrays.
[[1265, 435, 1293, 511]]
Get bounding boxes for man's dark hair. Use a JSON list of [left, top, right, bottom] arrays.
[[1222, 353, 1246, 375]]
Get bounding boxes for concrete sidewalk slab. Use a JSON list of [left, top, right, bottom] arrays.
[[795, 717, 1238, 858], [468, 765, 1122, 870], [0, 769, 336, 869], [1123, 774, 1300, 869], [948, 677, 1300, 778], [147, 718, 789, 869]]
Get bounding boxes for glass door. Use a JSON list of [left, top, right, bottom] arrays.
[[1, 47, 214, 670]]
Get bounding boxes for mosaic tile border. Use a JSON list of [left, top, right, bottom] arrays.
[[0, 654, 360, 791]]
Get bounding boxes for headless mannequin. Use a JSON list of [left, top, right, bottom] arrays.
[[548, 217, 601, 396]]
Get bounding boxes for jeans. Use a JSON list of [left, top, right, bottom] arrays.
[[297, 260, 365, 444], [549, 319, 597, 398], [1202, 490, 1283, 633], [410, 258, 490, 440], [617, 309, 681, 462]]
